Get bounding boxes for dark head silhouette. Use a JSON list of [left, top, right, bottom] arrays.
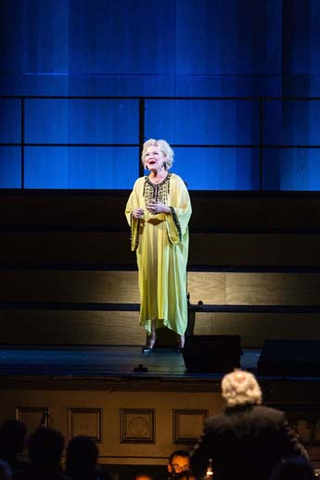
[[28, 427, 65, 468], [66, 435, 99, 480], [0, 420, 26, 463]]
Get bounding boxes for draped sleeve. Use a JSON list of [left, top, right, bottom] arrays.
[[125, 178, 144, 252], [166, 174, 192, 245]]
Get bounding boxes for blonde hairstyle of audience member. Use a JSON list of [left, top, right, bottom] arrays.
[[222, 369, 262, 407], [141, 138, 174, 170]]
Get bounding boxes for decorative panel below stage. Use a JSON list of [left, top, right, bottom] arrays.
[[0, 385, 319, 468]]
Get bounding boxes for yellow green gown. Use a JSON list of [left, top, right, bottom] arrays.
[[125, 173, 192, 336]]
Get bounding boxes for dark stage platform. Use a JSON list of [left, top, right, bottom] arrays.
[[1, 345, 320, 388], [0, 345, 258, 378]]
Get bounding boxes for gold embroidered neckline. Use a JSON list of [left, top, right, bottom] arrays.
[[146, 172, 171, 186]]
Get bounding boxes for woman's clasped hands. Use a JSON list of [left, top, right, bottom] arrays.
[[132, 200, 170, 218], [147, 199, 170, 214]]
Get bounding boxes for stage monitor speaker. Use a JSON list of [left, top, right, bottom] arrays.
[[257, 339, 320, 376], [182, 335, 242, 373]]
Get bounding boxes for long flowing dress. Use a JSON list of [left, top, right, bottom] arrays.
[[125, 172, 192, 336]]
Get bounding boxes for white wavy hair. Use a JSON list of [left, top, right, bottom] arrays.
[[141, 138, 174, 170], [221, 369, 262, 407]]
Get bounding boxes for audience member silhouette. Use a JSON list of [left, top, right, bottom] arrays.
[[190, 369, 308, 480], [0, 460, 12, 480], [14, 427, 67, 480], [66, 435, 110, 480], [0, 420, 27, 476], [0, 414, 314, 480]]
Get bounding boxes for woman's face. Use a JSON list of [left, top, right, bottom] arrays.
[[144, 145, 166, 171]]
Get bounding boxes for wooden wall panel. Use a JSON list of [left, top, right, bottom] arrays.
[[1, 270, 320, 306], [0, 388, 319, 466], [194, 312, 320, 347], [226, 273, 320, 305], [173, 410, 208, 444], [0, 270, 225, 305], [2, 308, 320, 347], [67, 408, 103, 441], [0, 310, 143, 345], [15, 406, 49, 431], [0, 270, 139, 303], [0, 389, 224, 464], [120, 409, 155, 444], [188, 272, 226, 304]]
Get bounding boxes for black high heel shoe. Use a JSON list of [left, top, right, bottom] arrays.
[[176, 334, 185, 353], [142, 336, 156, 354]]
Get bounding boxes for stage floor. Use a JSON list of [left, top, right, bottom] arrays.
[[0, 345, 259, 378], [1, 346, 319, 388]]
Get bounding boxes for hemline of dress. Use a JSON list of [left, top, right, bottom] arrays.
[[140, 318, 187, 337]]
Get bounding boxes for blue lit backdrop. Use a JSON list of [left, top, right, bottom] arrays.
[[1, 0, 320, 190]]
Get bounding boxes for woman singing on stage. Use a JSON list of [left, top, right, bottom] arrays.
[[125, 139, 192, 353]]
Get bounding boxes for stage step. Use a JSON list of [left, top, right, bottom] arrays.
[[0, 269, 320, 347], [194, 312, 320, 347], [2, 190, 320, 232], [0, 308, 320, 348], [0, 269, 320, 306], [0, 269, 320, 305], [0, 231, 319, 267], [0, 309, 143, 345]]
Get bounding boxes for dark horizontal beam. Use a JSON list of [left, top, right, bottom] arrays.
[[1, 301, 320, 313], [1, 263, 320, 272], [0, 302, 140, 311]]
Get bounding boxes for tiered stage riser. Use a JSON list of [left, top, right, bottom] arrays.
[[1, 191, 320, 347], [0, 270, 320, 346]]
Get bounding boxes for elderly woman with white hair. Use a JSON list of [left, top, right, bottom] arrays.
[[125, 139, 192, 353], [221, 368, 263, 407], [190, 369, 308, 480]]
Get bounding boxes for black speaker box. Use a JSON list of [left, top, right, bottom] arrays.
[[257, 339, 320, 376], [182, 335, 242, 373]]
